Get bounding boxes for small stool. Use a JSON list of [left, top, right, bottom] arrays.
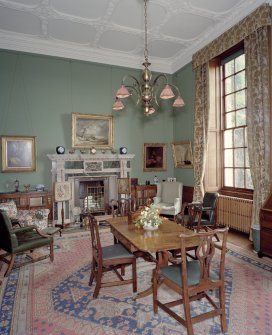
[[42, 226, 62, 237]]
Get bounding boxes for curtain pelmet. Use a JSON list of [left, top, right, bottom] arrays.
[[192, 4, 272, 69]]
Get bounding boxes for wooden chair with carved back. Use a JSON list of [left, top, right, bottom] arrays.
[[153, 227, 229, 335], [87, 214, 137, 298]]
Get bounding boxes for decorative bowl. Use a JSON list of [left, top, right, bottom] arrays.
[[143, 224, 159, 231]]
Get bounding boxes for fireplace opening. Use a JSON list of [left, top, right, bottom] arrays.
[[73, 176, 118, 216]]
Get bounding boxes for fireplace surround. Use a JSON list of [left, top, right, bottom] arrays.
[[47, 153, 135, 225]]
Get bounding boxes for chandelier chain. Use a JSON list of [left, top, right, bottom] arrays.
[[144, 0, 148, 63]]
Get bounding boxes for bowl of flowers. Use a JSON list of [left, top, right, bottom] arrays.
[[134, 205, 163, 230]]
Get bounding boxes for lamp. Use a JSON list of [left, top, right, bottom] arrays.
[[112, 0, 185, 116]]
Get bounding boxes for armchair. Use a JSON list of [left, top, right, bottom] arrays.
[[0, 211, 54, 277], [153, 181, 183, 218]]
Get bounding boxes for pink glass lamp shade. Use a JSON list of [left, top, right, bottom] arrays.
[[160, 84, 175, 99], [116, 84, 130, 98], [112, 98, 125, 110], [173, 95, 185, 107]]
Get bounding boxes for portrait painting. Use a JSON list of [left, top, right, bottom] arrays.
[[1, 136, 37, 172], [172, 140, 193, 168], [72, 113, 113, 149], [144, 143, 167, 171]]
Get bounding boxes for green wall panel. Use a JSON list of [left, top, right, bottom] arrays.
[[0, 50, 193, 192], [173, 62, 195, 186]]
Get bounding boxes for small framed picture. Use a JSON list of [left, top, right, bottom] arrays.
[[172, 140, 193, 168], [1, 135, 37, 172], [117, 178, 131, 194], [143, 143, 167, 172]]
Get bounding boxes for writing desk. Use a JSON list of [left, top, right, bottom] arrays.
[[107, 216, 197, 299]]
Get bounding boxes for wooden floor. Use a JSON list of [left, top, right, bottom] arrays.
[[227, 229, 253, 251]]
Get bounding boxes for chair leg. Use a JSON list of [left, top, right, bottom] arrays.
[[93, 271, 103, 298], [89, 259, 96, 286], [183, 292, 194, 335], [4, 254, 16, 277], [132, 259, 137, 293], [152, 269, 158, 313], [219, 287, 228, 332]]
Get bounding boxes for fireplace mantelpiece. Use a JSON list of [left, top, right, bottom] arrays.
[[47, 153, 135, 224]]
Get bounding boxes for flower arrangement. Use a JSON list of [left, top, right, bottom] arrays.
[[134, 205, 163, 229]]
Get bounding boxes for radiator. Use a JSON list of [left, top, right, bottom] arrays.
[[216, 195, 253, 234]]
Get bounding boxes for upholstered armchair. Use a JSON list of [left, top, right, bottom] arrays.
[[153, 181, 183, 218]]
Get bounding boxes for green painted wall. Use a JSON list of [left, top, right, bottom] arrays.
[[0, 50, 191, 192], [173, 62, 195, 187]]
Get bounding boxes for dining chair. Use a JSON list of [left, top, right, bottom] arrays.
[[88, 214, 137, 298], [153, 227, 229, 335]]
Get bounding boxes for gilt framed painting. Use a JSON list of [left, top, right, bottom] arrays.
[[1, 135, 37, 172], [72, 113, 113, 149], [143, 143, 167, 172]]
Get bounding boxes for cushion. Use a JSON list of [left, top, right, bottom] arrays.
[[0, 201, 18, 219], [161, 182, 181, 203], [17, 209, 50, 229]]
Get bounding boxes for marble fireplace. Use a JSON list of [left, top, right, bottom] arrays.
[[47, 153, 135, 225]]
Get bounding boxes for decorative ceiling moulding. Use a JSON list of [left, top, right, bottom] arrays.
[[0, 0, 270, 74], [192, 3, 272, 69]]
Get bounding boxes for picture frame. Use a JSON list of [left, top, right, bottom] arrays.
[[172, 140, 193, 168], [143, 143, 167, 171], [117, 178, 131, 194], [1, 135, 37, 172], [72, 113, 113, 149], [54, 182, 71, 202]]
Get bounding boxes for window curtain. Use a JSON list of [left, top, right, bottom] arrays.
[[192, 63, 209, 201], [245, 26, 271, 227], [192, 4, 271, 204]]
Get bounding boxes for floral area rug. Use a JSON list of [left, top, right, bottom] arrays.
[[0, 229, 272, 335]]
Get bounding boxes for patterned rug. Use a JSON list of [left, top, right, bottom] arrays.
[[0, 229, 272, 335]]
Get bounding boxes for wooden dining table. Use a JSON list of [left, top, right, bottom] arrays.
[[106, 216, 198, 299]]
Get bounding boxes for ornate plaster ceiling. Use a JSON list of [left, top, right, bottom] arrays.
[[0, 0, 270, 73]]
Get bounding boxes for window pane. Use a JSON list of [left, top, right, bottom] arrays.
[[234, 128, 244, 147], [235, 90, 246, 109], [236, 109, 246, 126], [245, 169, 253, 189], [224, 149, 233, 167], [226, 112, 235, 128], [224, 129, 233, 148], [235, 54, 245, 72], [224, 168, 233, 187], [234, 148, 244, 167], [225, 77, 234, 94], [235, 168, 244, 188], [225, 94, 235, 112], [225, 60, 234, 76], [235, 71, 245, 90]]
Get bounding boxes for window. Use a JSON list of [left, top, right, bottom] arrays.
[[220, 49, 253, 191], [205, 46, 253, 197]]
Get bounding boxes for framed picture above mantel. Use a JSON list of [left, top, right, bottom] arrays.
[[72, 113, 113, 149], [1, 135, 37, 172]]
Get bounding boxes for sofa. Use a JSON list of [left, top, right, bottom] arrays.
[[0, 200, 50, 230]]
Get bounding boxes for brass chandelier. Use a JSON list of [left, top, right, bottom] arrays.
[[112, 0, 185, 116]]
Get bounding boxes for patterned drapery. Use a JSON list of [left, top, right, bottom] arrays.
[[192, 63, 209, 202], [192, 4, 271, 69], [192, 4, 271, 210], [245, 26, 271, 227]]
